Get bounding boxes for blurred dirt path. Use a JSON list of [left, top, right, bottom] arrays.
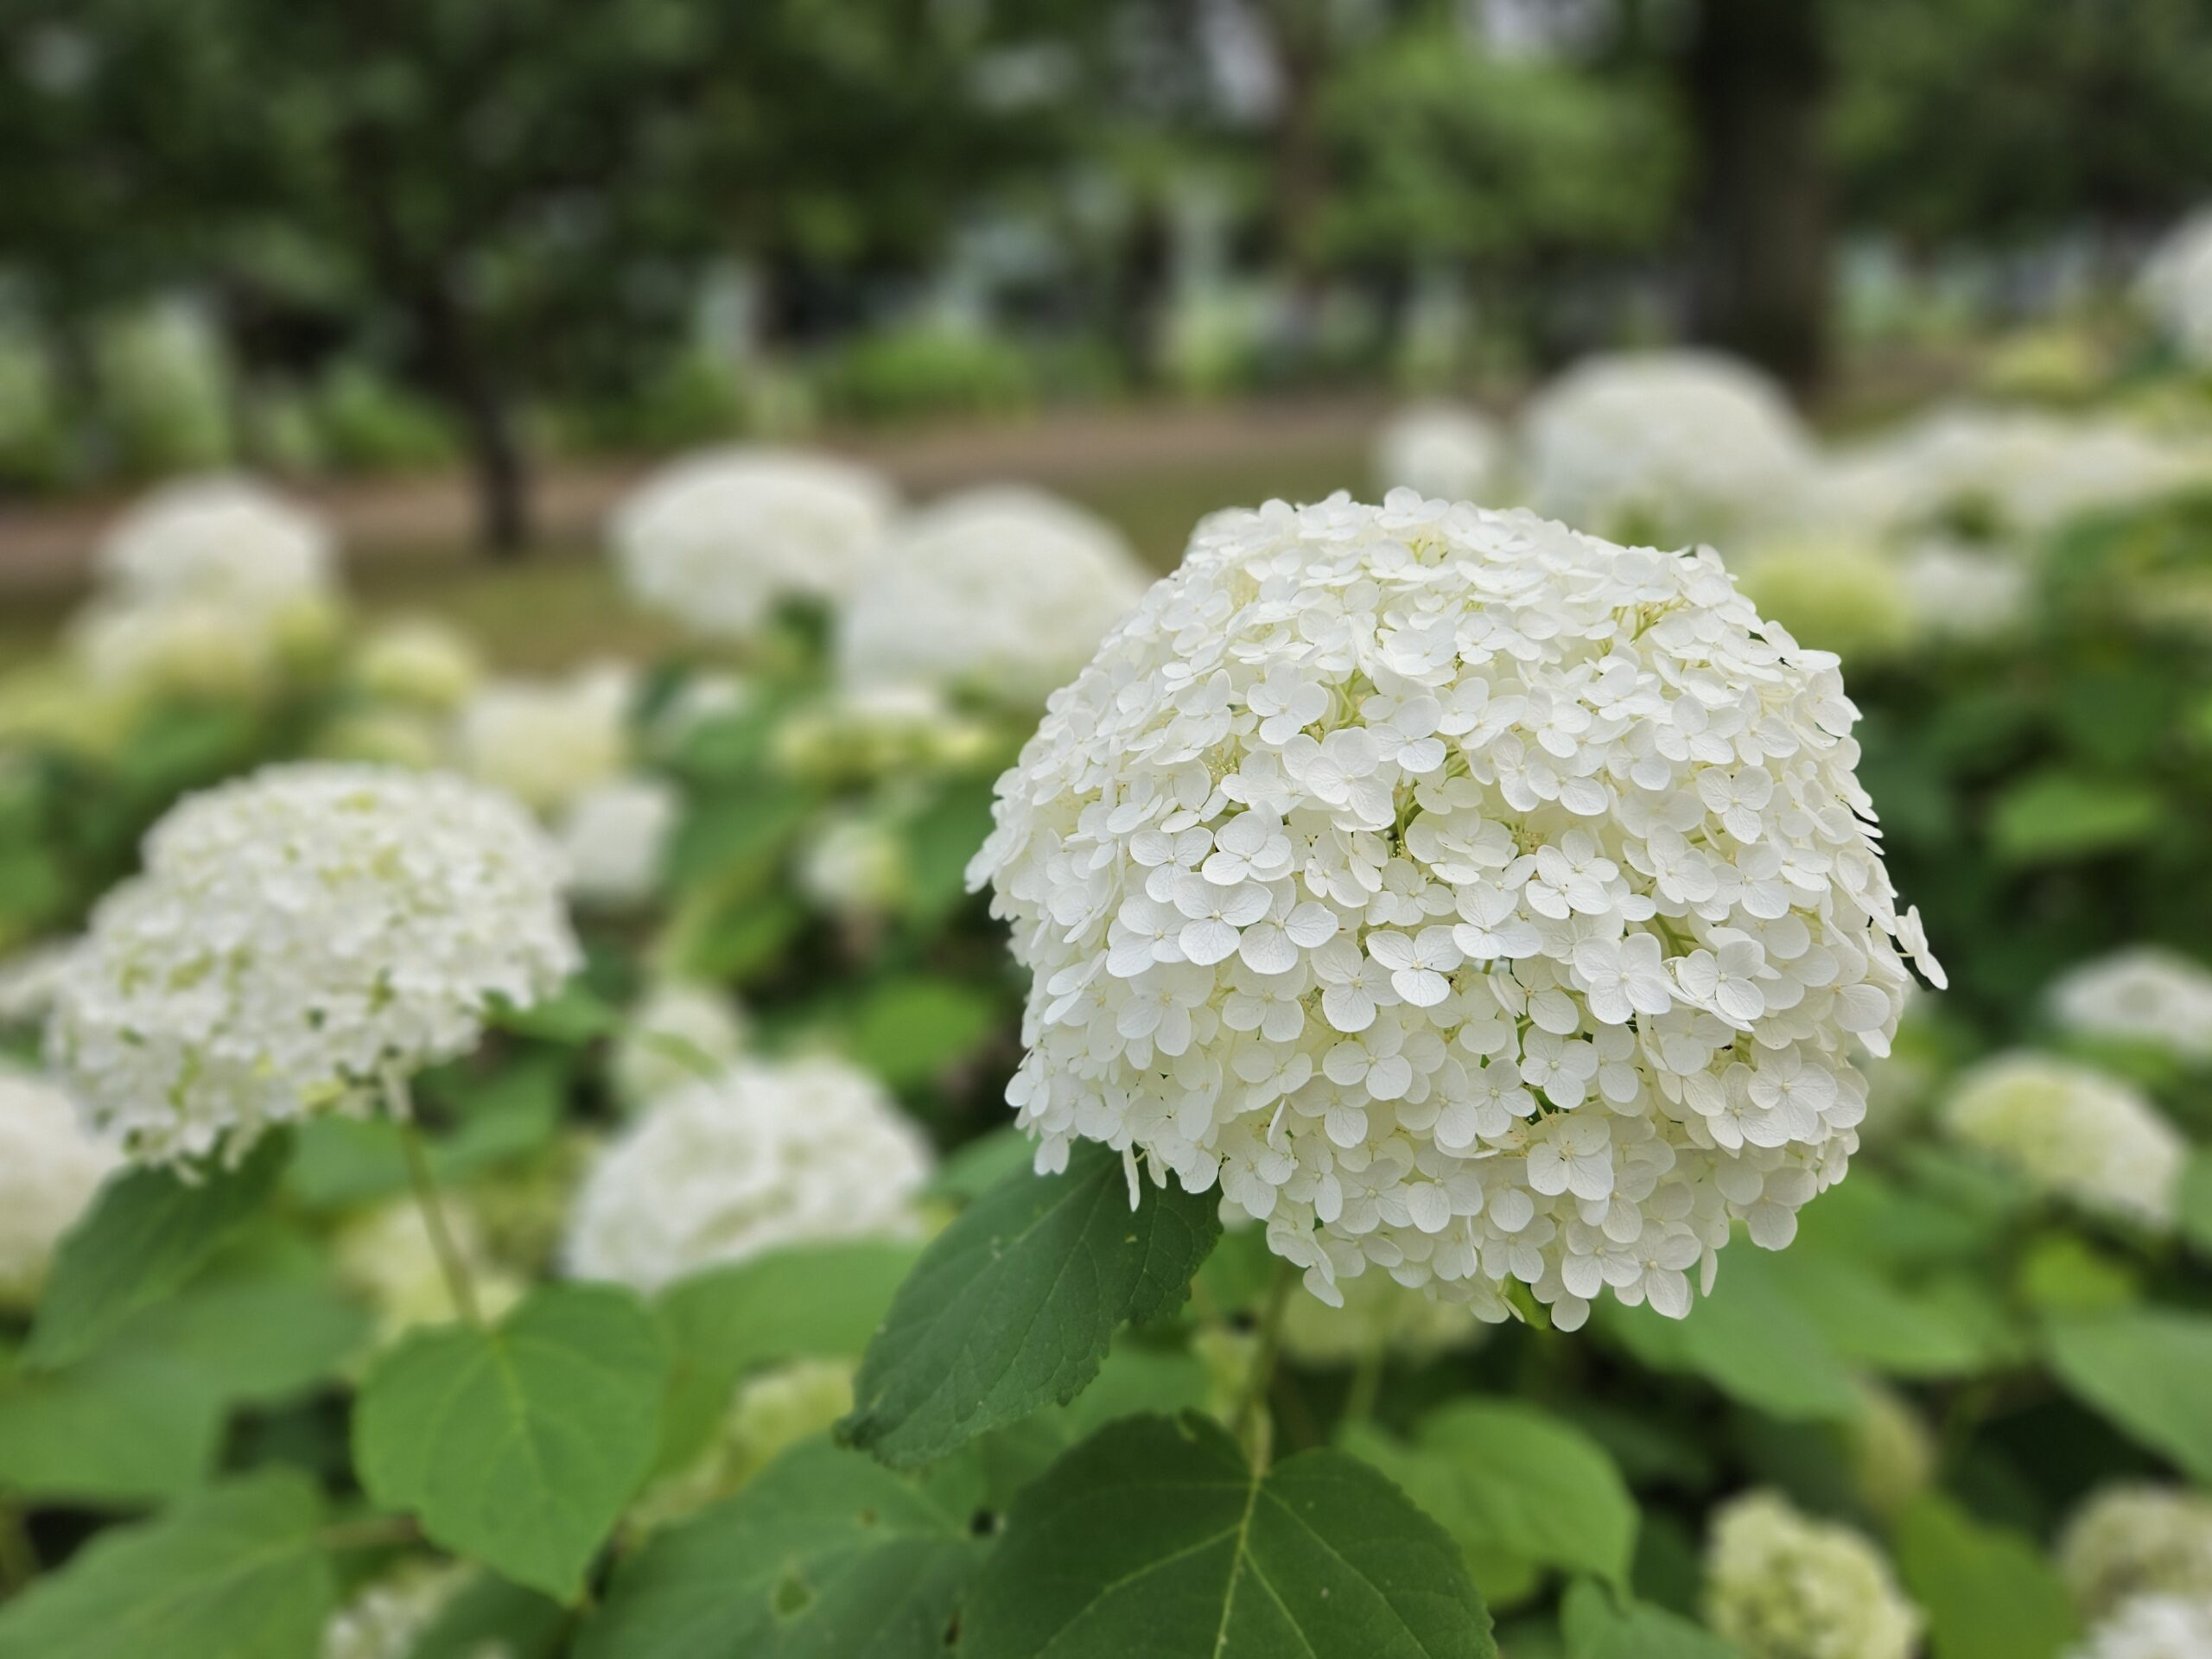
[[0, 396, 1385, 601]]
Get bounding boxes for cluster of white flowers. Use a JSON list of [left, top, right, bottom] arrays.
[[1521, 352, 1817, 545], [2138, 208, 2212, 367], [1373, 404, 1504, 505], [1703, 1491, 1921, 1659], [1734, 537, 1916, 665], [555, 774, 679, 909], [351, 617, 483, 711], [334, 1195, 524, 1347], [97, 475, 335, 606], [2050, 949, 2212, 1064], [47, 764, 580, 1165], [2062, 1486, 2212, 1623], [772, 683, 1001, 781], [1942, 1052, 2184, 1230], [836, 486, 1153, 709], [972, 492, 1940, 1330], [628, 1357, 855, 1535], [798, 810, 909, 919], [0, 939, 74, 1028], [612, 447, 899, 641], [320, 1562, 497, 1659], [1895, 539, 2032, 643], [454, 663, 633, 816], [0, 1069, 119, 1309], [1829, 408, 2212, 539], [564, 1056, 932, 1292], [609, 980, 751, 1111], [2073, 1596, 2212, 1659], [71, 477, 342, 700]]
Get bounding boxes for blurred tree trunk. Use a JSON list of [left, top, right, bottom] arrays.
[[416, 283, 531, 559], [1685, 0, 1834, 391]]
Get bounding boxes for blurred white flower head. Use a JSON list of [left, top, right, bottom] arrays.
[[1734, 537, 1915, 665], [2072, 1595, 2212, 1659], [352, 616, 484, 711], [1829, 407, 2212, 538], [2138, 207, 2212, 367], [2062, 1485, 2212, 1624], [1896, 540, 2032, 644], [556, 773, 678, 910], [799, 810, 909, 919], [628, 1357, 855, 1535], [454, 662, 634, 816], [836, 486, 1153, 709], [1373, 403, 1504, 505], [612, 446, 898, 640], [1942, 1052, 2184, 1230], [0, 939, 76, 1028], [2050, 948, 2212, 1064], [610, 981, 751, 1112], [319, 1560, 473, 1659], [970, 491, 1940, 1332], [0, 1068, 119, 1310], [47, 763, 579, 1166], [97, 474, 335, 607], [1703, 1491, 1921, 1659], [1521, 351, 1816, 544], [564, 1055, 932, 1292], [334, 1194, 523, 1349]]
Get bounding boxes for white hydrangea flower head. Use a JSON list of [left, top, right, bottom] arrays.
[[1897, 540, 2032, 644], [772, 683, 1001, 781], [454, 662, 634, 816], [1374, 403, 1505, 505], [798, 810, 909, 919], [612, 446, 899, 640], [47, 763, 581, 1166], [1704, 1491, 1921, 1659], [836, 486, 1153, 709], [556, 773, 678, 909], [98, 474, 335, 607], [1831, 408, 2212, 538], [315, 709, 448, 771], [353, 617, 484, 711], [2138, 207, 2212, 367], [1942, 1052, 2183, 1230], [610, 980, 751, 1111], [971, 492, 1942, 1331], [564, 1056, 933, 1292], [2074, 1595, 2212, 1659], [1521, 351, 1817, 545], [69, 588, 342, 702], [0, 940, 75, 1029], [627, 1357, 856, 1536], [2050, 949, 2212, 1064], [0, 1068, 120, 1310], [2062, 1486, 2212, 1623], [1734, 537, 1916, 665]]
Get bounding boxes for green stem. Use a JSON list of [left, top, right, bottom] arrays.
[[1343, 1344, 1386, 1427], [395, 1109, 482, 1328], [1235, 1260, 1298, 1474]]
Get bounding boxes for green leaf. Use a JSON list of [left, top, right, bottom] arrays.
[[2179, 1149, 2212, 1258], [925, 1127, 1038, 1205], [1765, 1251, 1998, 1378], [839, 1142, 1222, 1467], [0, 1350, 225, 1503], [2044, 1309, 2212, 1481], [1894, 1496, 2077, 1659], [579, 1437, 985, 1659], [288, 1052, 568, 1209], [410, 1571, 570, 1659], [1987, 769, 2165, 865], [491, 981, 623, 1044], [0, 1470, 334, 1659], [1344, 1401, 1637, 1592], [1559, 1580, 1738, 1659], [111, 1264, 371, 1405], [842, 978, 1000, 1088], [960, 1412, 1495, 1659], [654, 1241, 922, 1471], [1599, 1248, 1858, 1420], [355, 1282, 671, 1599], [28, 1133, 292, 1370]]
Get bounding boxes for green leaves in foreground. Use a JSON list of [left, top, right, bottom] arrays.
[[1344, 1401, 1638, 1599], [355, 1283, 670, 1599], [961, 1412, 1495, 1659], [1559, 1580, 1738, 1659], [26, 1133, 291, 1369], [839, 1141, 1221, 1467], [0, 1470, 333, 1659], [2044, 1307, 2212, 1483], [582, 1437, 985, 1659], [1894, 1495, 2077, 1659]]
